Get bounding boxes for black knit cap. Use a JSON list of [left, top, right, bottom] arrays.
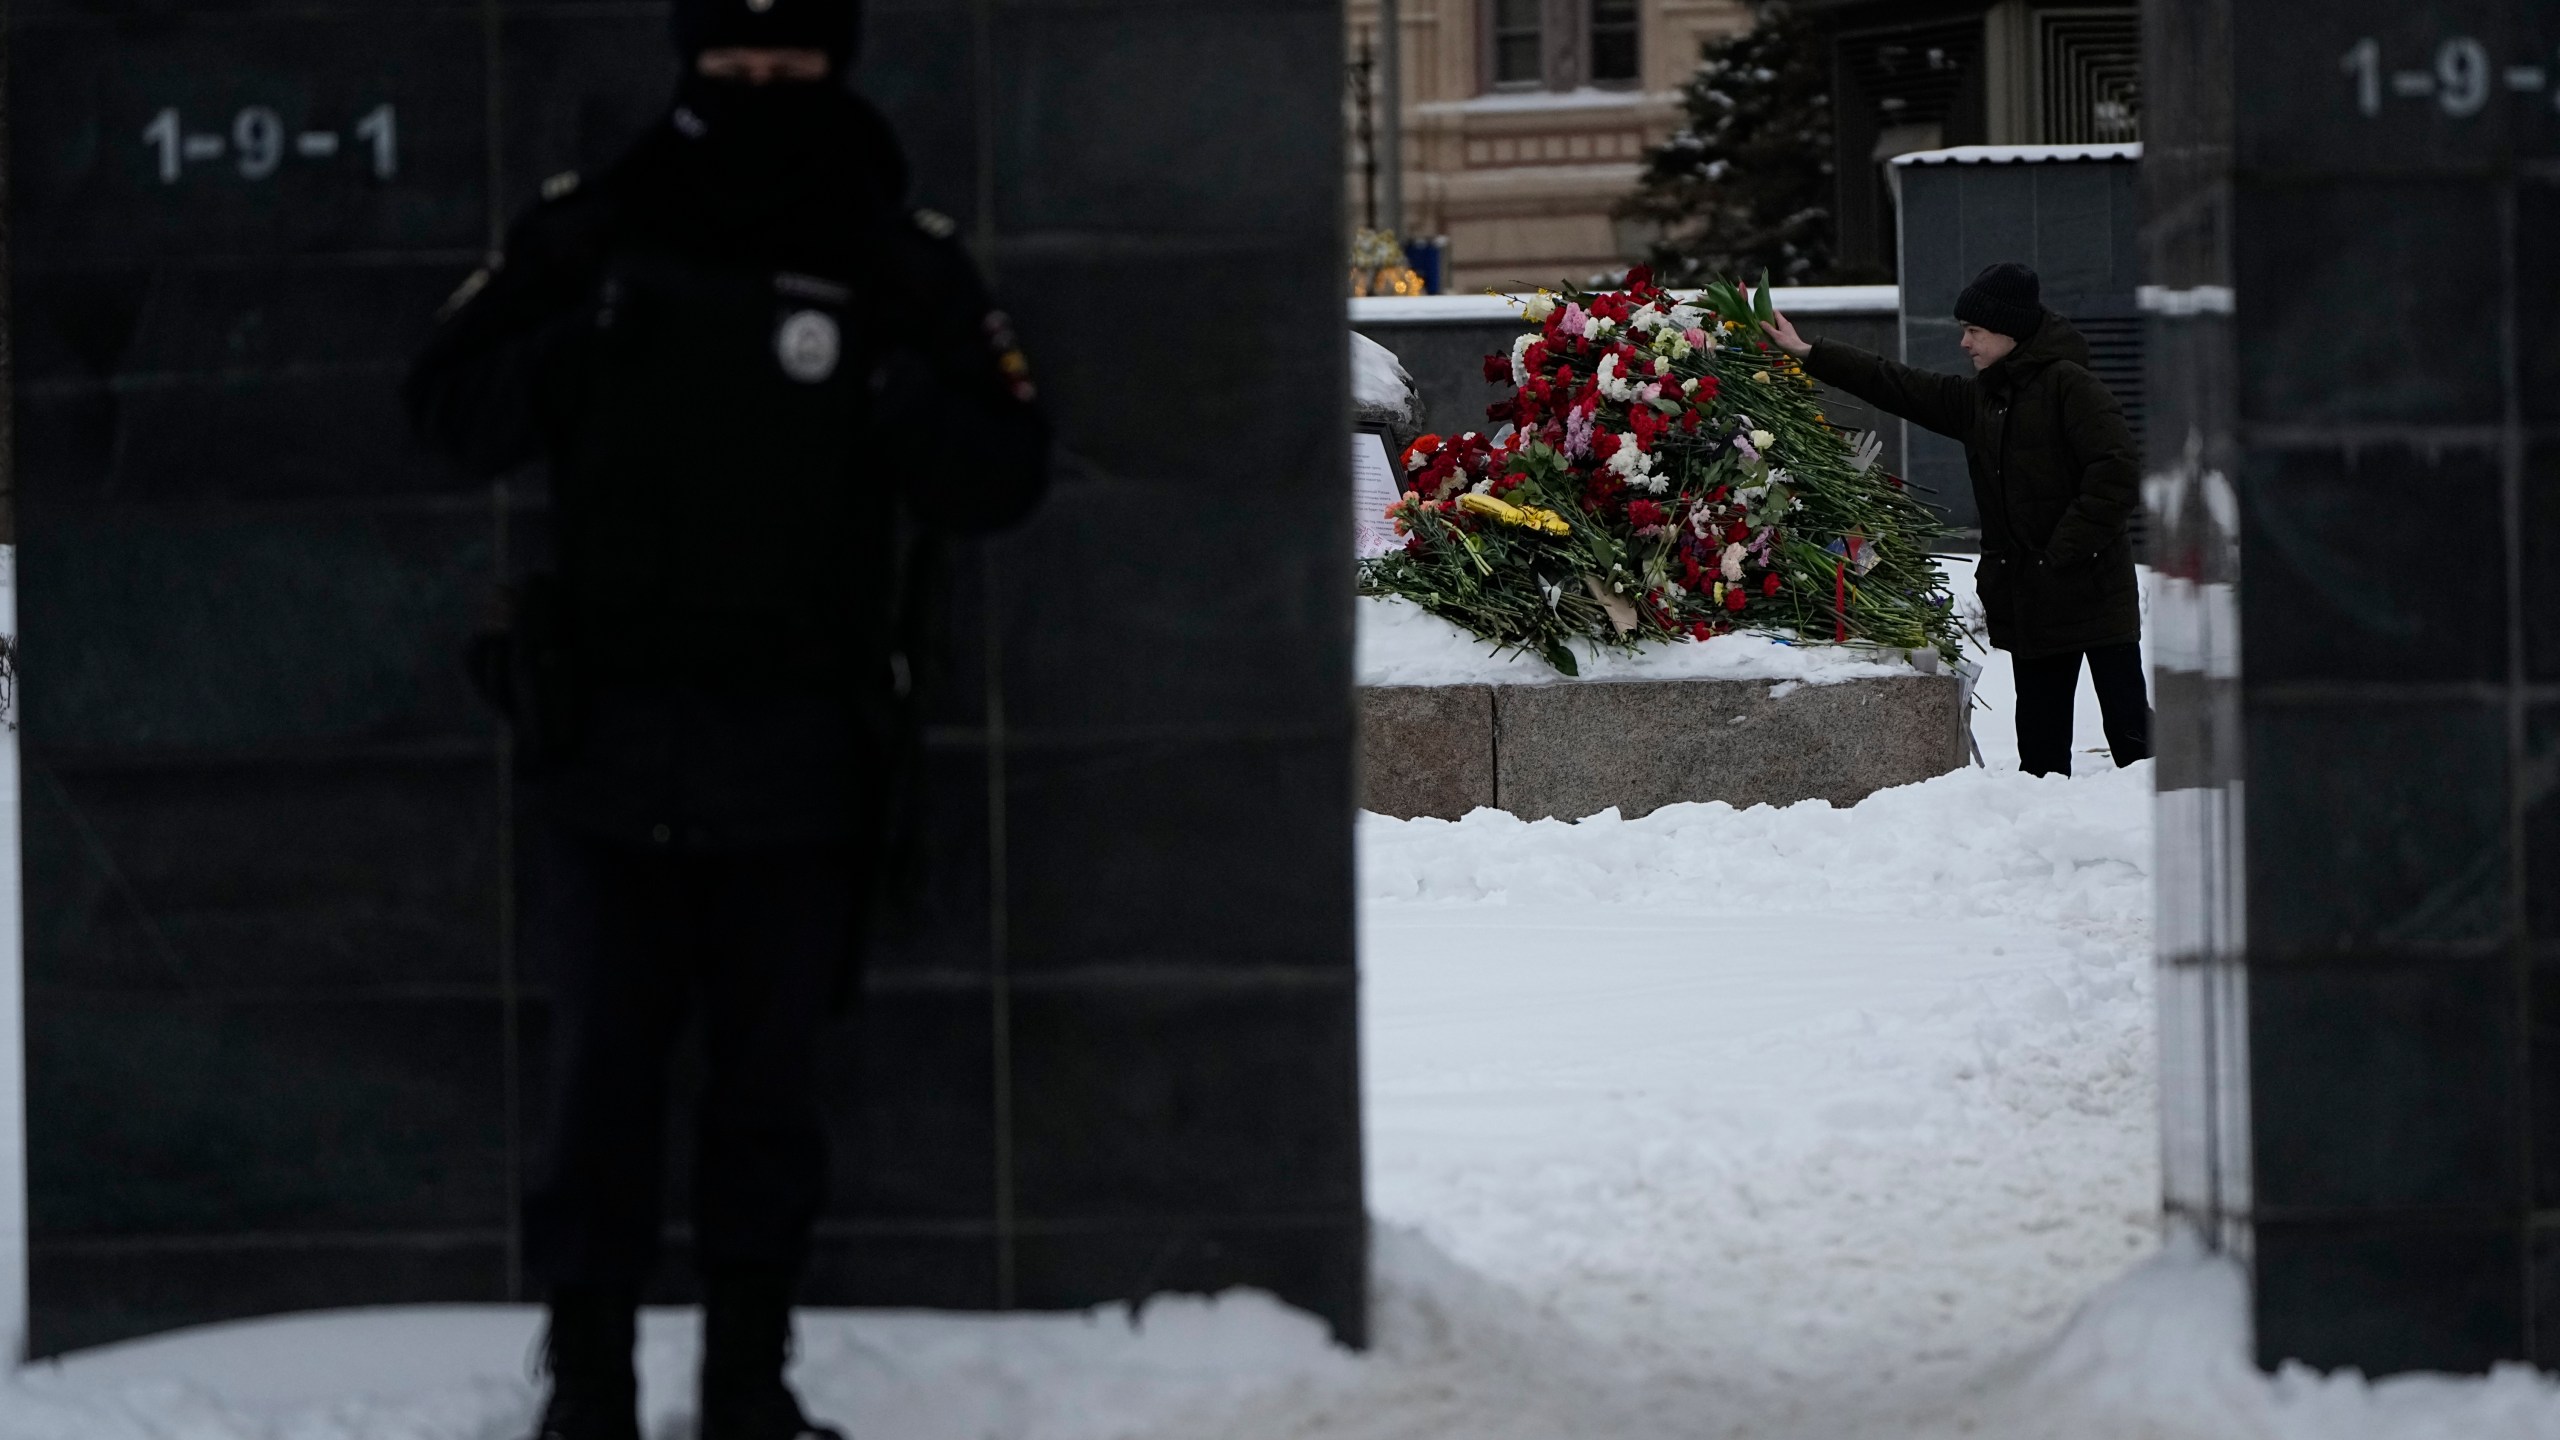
[[672, 0, 863, 72], [1952, 262, 2044, 341]]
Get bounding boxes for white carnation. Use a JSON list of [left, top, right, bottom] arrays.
[[1720, 543, 1747, 582], [1595, 352, 1638, 402]]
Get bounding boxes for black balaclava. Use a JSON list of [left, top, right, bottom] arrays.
[[668, 0, 864, 161], [671, 0, 863, 75], [653, 0, 906, 262]]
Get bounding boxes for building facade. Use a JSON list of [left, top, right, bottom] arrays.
[[1798, 0, 2140, 274], [1349, 0, 1752, 294]]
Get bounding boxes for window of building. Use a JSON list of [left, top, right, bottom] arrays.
[[1485, 0, 1640, 92], [1589, 0, 1640, 84], [1491, 0, 1545, 87]]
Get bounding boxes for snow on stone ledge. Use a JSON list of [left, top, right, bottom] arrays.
[[1351, 285, 1897, 325], [1351, 331, 1416, 411], [1358, 594, 1922, 688]]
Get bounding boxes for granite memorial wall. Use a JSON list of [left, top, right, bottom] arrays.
[[9, 0, 1362, 1355]]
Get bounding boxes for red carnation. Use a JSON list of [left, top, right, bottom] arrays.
[[1763, 572, 1782, 597], [1482, 352, 1512, 383], [1625, 265, 1654, 291], [1726, 521, 1750, 543], [1485, 400, 1516, 424], [1695, 376, 1721, 402], [1724, 586, 1748, 612], [1628, 499, 1666, 528]]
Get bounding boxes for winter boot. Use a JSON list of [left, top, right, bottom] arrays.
[[527, 1289, 642, 1440], [699, 1267, 846, 1440]]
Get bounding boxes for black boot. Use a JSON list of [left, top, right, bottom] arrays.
[[528, 1289, 641, 1440], [699, 1268, 845, 1440]]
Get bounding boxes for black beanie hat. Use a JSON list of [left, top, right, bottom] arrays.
[[1953, 262, 2044, 341], [672, 0, 863, 72]]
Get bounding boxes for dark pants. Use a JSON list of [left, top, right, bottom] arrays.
[[2012, 641, 2152, 778], [524, 824, 851, 1294]]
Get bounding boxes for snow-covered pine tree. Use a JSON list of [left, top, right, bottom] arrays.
[[1618, 5, 1856, 287]]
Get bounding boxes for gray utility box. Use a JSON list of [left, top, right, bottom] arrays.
[[1892, 145, 2145, 548]]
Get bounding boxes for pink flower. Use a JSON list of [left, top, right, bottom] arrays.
[[1683, 327, 1709, 349], [1564, 403, 1595, 459]]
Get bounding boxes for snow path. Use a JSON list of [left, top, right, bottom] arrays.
[[1346, 761, 2159, 1437], [14, 560, 2560, 1437]]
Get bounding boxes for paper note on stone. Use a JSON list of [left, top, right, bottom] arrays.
[[1848, 430, 1883, 474], [1582, 575, 1639, 634], [1352, 431, 1405, 558]]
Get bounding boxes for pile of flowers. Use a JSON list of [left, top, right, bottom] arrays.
[[1359, 271, 1961, 674]]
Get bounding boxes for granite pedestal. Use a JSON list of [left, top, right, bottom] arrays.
[[1359, 674, 1969, 821]]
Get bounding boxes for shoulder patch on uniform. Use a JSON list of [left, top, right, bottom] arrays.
[[542, 171, 581, 201], [912, 208, 958, 239]]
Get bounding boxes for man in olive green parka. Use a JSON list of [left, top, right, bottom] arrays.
[[1764, 262, 2148, 777]]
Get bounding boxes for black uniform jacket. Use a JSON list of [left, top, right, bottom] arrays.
[[406, 83, 1048, 849], [1805, 313, 2140, 660]]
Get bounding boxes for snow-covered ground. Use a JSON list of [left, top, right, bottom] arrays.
[[12, 560, 2560, 1438]]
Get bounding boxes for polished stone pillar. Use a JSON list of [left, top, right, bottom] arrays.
[[10, 1, 1361, 1354], [2149, 0, 2560, 1373]]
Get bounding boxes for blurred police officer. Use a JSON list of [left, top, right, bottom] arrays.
[[406, 1, 1047, 1434]]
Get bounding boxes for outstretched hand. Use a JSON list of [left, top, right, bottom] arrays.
[[1761, 306, 1812, 359]]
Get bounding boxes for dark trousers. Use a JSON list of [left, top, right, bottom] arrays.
[[2012, 641, 2152, 778], [524, 824, 851, 1295]]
